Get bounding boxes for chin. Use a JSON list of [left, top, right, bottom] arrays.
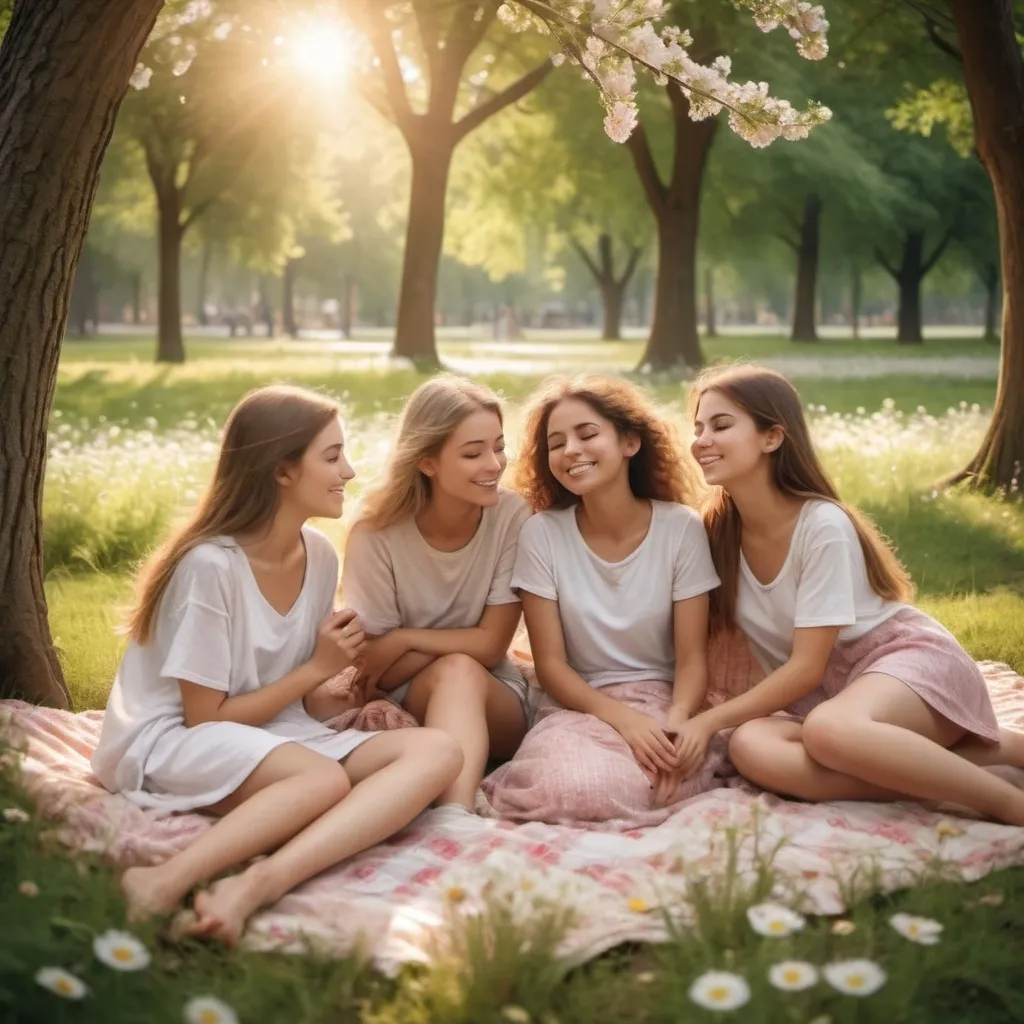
[[464, 485, 500, 507]]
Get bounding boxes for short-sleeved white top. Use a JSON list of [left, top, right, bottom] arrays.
[[510, 500, 720, 688], [737, 500, 907, 675], [341, 488, 532, 689]]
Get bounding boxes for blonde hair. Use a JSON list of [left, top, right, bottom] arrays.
[[355, 374, 503, 531], [126, 384, 341, 644], [689, 364, 913, 635], [515, 374, 700, 511]]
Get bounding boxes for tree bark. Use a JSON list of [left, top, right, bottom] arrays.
[[392, 129, 452, 365], [282, 258, 299, 339], [196, 237, 212, 327], [949, 0, 1024, 488], [155, 184, 186, 363], [790, 193, 822, 342], [896, 231, 925, 344], [573, 233, 641, 342], [627, 83, 717, 370], [850, 262, 862, 339], [704, 265, 718, 338], [0, 0, 162, 706]]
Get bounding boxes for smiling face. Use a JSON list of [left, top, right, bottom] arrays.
[[420, 408, 507, 507], [278, 415, 355, 519], [691, 389, 783, 488], [546, 397, 639, 498]]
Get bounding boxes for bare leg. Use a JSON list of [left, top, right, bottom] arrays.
[[798, 673, 1024, 824], [121, 743, 351, 919], [190, 728, 462, 946], [950, 727, 1024, 768], [729, 719, 907, 803], [404, 653, 526, 809]]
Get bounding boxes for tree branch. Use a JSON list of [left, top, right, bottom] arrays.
[[570, 235, 603, 282], [453, 62, 553, 142], [411, 0, 442, 80], [349, 0, 416, 136], [923, 222, 956, 273], [619, 245, 642, 287], [777, 232, 800, 253], [625, 120, 666, 214], [874, 245, 899, 279]]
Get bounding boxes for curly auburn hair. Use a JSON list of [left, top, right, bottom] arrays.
[[514, 374, 701, 511]]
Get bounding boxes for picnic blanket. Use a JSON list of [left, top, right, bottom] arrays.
[[3, 658, 1024, 974]]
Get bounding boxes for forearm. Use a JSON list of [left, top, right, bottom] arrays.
[[376, 651, 437, 690], [304, 680, 363, 721], [670, 657, 709, 718], [698, 660, 823, 732], [534, 658, 625, 725], [196, 661, 327, 728], [400, 626, 508, 668]]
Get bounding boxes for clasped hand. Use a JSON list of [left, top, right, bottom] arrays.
[[310, 608, 367, 680]]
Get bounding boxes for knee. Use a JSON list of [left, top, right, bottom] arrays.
[[728, 721, 774, 776], [800, 706, 857, 769], [311, 761, 352, 804], [413, 727, 465, 782], [428, 653, 488, 699]]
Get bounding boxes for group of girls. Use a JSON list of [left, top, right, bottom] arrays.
[[92, 366, 1024, 946]]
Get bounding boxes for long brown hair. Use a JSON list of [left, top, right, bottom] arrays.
[[689, 364, 912, 634], [355, 374, 504, 532], [126, 384, 341, 644], [515, 374, 700, 510]]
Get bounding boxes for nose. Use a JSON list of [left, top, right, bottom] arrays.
[[341, 458, 356, 481], [563, 436, 582, 456], [693, 432, 712, 449]]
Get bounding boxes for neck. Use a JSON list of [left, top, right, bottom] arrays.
[[724, 471, 798, 533], [238, 507, 306, 564], [417, 486, 482, 536], [578, 477, 646, 536]]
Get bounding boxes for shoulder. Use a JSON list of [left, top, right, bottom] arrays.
[[653, 501, 706, 539], [517, 506, 567, 546], [802, 500, 858, 546], [497, 488, 532, 518], [177, 540, 234, 577], [302, 524, 337, 558], [345, 519, 394, 554]]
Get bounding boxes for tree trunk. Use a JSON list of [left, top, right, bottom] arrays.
[[791, 193, 822, 342], [0, 0, 162, 707], [196, 238, 212, 327], [340, 273, 355, 339], [628, 84, 717, 371], [850, 262, 862, 339], [69, 244, 97, 337], [282, 258, 299, 339], [600, 279, 625, 342], [392, 131, 452, 366], [896, 231, 925, 344], [259, 277, 274, 338], [156, 184, 186, 363], [131, 269, 142, 325], [982, 262, 1000, 343], [704, 265, 718, 338], [949, 0, 1024, 488]]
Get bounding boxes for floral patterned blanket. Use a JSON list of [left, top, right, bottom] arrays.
[[2, 659, 1023, 974]]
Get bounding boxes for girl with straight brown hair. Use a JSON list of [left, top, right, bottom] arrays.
[[679, 363, 1024, 824], [92, 384, 461, 945]]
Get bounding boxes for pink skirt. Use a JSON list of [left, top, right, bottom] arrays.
[[479, 680, 730, 830], [784, 607, 1000, 742]]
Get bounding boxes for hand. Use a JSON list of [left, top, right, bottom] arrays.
[[665, 703, 691, 737], [672, 715, 715, 779], [606, 705, 678, 776], [360, 630, 409, 689], [310, 609, 366, 680]]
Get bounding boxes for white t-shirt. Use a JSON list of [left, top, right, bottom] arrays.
[[737, 500, 907, 675], [511, 501, 720, 688], [341, 488, 532, 690]]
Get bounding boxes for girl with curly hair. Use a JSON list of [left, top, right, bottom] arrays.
[[681, 364, 1024, 824], [340, 375, 532, 812], [481, 375, 728, 828]]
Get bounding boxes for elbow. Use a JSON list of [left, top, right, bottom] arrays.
[[482, 647, 507, 670]]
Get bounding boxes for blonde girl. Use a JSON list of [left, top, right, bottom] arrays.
[[680, 364, 1024, 824], [340, 375, 532, 811], [92, 385, 461, 945]]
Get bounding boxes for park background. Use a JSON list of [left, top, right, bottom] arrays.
[[2, 1, 1024, 1022]]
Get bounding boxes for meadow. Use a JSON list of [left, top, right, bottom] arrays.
[[5, 330, 1023, 1023]]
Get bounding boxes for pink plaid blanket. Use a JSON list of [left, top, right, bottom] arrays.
[[3, 662, 1024, 973]]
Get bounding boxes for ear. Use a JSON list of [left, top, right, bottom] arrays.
[[418, 457, 437, 478], [623, 432, 641, 458], [275, 462, 298, 487], [763, 426, 785, 454]]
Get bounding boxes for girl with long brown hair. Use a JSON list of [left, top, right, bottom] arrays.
[[340, 375, 532, 811], [678, 364, 1024, 824], [92, 385, 462, 945], [481, 375, 726, 828]]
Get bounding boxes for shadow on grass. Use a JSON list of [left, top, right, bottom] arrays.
[[862, 497, 1024, 597]]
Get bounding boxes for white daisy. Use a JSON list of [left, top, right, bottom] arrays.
[[93, 929, 151, 971], [746, 902, 806, 938], [768, 960, 819, 992], [3, 807, 29, 823], [183, 995, 239, 1024], [688, 970, 751, 1011], [823, 959, 887, 996], [18, 880, 40, 897], [35, 967, 88, 1000], [889, 912, 943, 946]]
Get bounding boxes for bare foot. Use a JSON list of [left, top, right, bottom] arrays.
[[121, 865, 184, 922], [188, 870, 267, 948]]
